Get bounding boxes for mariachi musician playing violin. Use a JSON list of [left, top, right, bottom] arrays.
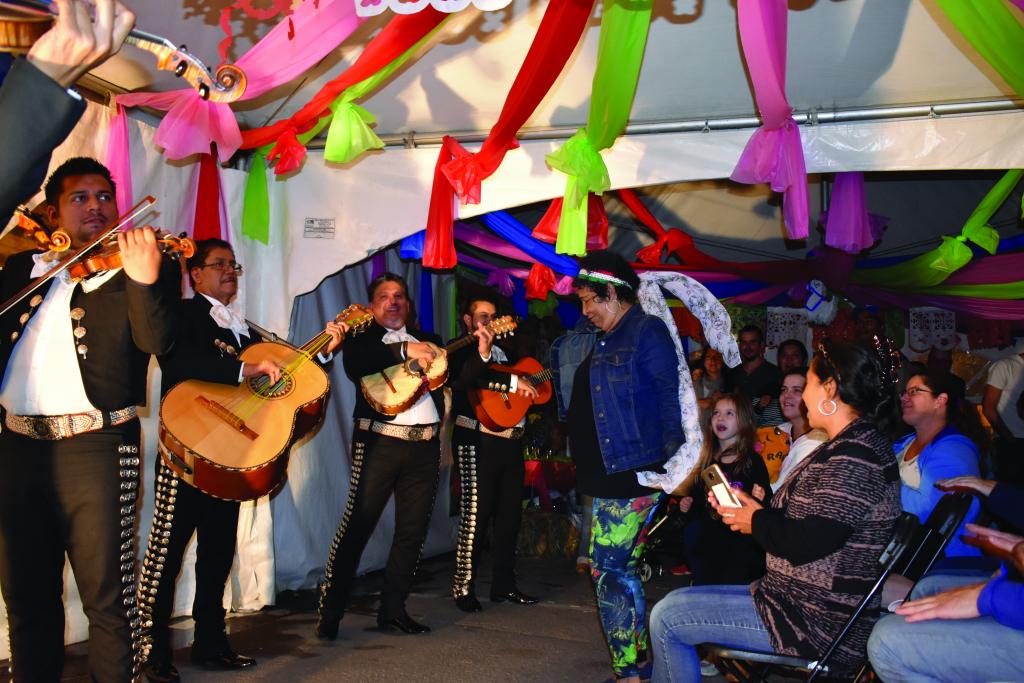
[[0, 157, 180, 683], [139, 238, 344, 683]]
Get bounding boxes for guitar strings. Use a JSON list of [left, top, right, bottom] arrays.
[[209, 309, 371, 424]]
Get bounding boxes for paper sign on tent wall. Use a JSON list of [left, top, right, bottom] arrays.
[[355, 0, 511, 16]]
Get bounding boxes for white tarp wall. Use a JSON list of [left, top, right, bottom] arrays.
[[3, 93, 1024, 655]]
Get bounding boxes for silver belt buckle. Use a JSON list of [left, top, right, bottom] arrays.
[[407, 426, 424, 441], [31, 417, 58, 440]]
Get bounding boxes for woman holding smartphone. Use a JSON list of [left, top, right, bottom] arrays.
[[649, 340, 901, 681], [567, 251, 683, 683]]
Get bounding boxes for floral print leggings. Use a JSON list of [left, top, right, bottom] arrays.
[[590, 492, 663, 679]]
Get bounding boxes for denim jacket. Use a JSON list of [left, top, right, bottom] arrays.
[[550, 317, 599, 420], [571, 305, 683, 474]]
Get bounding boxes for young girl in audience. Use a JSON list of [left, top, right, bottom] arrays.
[[679, 393, 771, 586]]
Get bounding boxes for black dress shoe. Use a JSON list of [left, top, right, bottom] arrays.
[[316, 606, 344, 641], [454, 594, 483, 613], [190, 646, 257, 670], [142, 660, 180, 683], [377, 612, 431, 634], [490, 588, 538, 605]]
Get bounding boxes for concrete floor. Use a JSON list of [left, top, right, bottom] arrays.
[[10, 553, 749, 683]]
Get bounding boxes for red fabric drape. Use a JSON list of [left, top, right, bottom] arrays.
[[422, 0, 596, 268], [533, 194, 608, 250], [617, 187, 827, 284], [239, 8, 448, 153], [525, 263, 556, 300], [193, 153, 222, 240]]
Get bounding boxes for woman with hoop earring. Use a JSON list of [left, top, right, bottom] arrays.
[[649, 340, 902, 681]]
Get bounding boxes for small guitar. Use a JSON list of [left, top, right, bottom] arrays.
[[469, 357, 552, 430], [158, 304, 373, 501], [360, 316, 517, 416]]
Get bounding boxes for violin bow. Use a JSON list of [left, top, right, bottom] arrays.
[[0, 195, 155, 318], [0, 0, 246, 102]]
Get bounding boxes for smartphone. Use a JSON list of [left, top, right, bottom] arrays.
[[702, 463, 741, 508]]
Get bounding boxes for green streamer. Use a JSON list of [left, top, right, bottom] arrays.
[[325, 101, 384, 164], [241, 152, 270, 243], [546, 0, 653, 256], [849, 169, 1023, 289], [240, 18, 449, 244], [934, 0, 1024, 98], [324, 20, 448, 164], [907, 280, 1024, 300]]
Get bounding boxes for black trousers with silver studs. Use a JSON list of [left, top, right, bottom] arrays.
[[451, 426, 525, 599], [138, 460, 240, 664], [319, 430, 440, 622], [0, 421, 143, 683]]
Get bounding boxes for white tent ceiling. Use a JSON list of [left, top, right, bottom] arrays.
[[88, 0, 1020, 138]]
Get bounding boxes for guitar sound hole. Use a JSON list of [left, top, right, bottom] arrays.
[[248, 372, 295, 399]]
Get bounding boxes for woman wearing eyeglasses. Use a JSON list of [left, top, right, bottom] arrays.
[[895, 369, 987, 559], [649, 341, 901, 682]]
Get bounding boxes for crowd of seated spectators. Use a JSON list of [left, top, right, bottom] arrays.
[[646, 328, 1023, 682]]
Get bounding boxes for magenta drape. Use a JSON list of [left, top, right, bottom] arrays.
[[821, 172, 888, 253], [114, 0, 364, 162], [730, 0, 809, 239]]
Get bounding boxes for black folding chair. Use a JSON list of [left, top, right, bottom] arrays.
[[707, 493, 975, 682], [705, 512, 919, 683], [895, 492, 974, 582]]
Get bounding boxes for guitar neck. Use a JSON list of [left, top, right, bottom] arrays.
[[523, 368, 553, 385], [444, 333, 479, 355]]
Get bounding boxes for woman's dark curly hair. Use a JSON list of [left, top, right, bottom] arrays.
[[812, 340, 901, 437]]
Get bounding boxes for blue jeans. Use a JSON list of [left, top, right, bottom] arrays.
[[649, 584, 774, 682], [868, 573, 1024, 683]]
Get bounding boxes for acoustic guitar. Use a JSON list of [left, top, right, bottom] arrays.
[[469, 357, 552, 430], [360, 316, 517, 415], [158, 304, 373, 501]]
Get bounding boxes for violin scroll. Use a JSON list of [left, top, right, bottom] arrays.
[[13, 207, 71, 252]]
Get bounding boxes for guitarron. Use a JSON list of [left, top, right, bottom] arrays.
[[158, 304, 373, 500], [360, 316, 517, 415]]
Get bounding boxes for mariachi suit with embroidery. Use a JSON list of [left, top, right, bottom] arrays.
[[138, 295, 260, 667], [0, 250, 180, 683], [319, 320, 445, 623], [448, 342, 526, 600]]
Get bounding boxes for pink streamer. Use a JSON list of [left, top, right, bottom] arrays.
[[106, 105, 134, 218], [453, 222, 538, 263], [463, 254, 575, 299], [846, 285, 1024, 321], [945, 252, 1024, 285], [1011, 0, 1024, 11], [821, 172, 888, 253], [111, 0, 363, 162], [731, 0, 809, 238]]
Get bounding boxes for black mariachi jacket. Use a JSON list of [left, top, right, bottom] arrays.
[[157, 295, 260, 397], [340, 319, 444, 423], [0, 250, 181, 412]]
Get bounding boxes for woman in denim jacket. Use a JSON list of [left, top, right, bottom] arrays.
[[566, 251, 683, 683]]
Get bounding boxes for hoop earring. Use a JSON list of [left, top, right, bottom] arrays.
[[818, 398, 838, 417]]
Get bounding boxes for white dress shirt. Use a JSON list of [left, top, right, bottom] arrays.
[[382, 326, 440, 425], [1, 257, 119, 415]]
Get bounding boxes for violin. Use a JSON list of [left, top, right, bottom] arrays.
[[0, 195, 157, 317], [64, 230, 195, 281], [0, 0, 246, 102]]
